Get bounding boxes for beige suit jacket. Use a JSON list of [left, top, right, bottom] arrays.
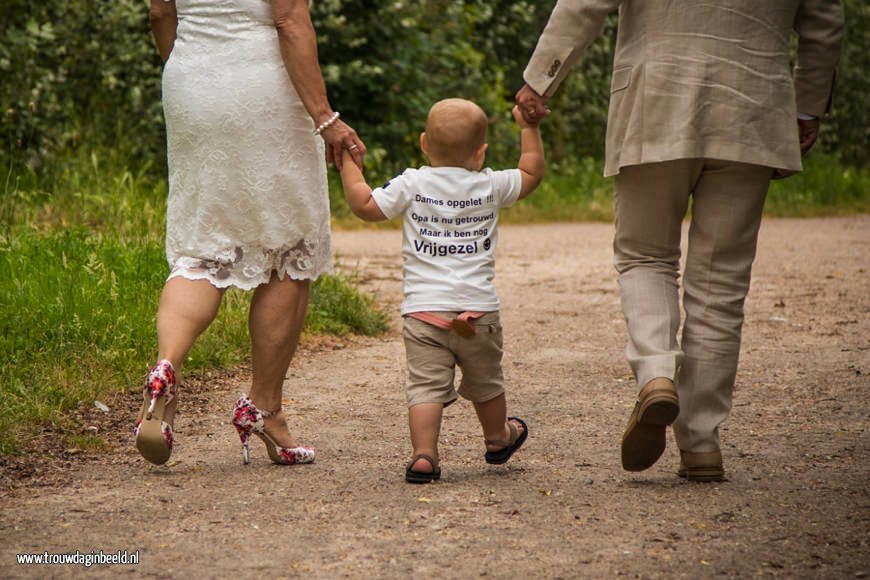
[[524, 0, 844, 176]]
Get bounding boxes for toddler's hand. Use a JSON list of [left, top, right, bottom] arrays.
[[512, 105, 539, 129]]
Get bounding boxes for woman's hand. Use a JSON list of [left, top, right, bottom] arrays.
[[320, 119, 366, 171], [149, 0, 177, 61]]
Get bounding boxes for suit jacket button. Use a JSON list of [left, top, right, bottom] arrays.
[[547, 59, 561, 77]]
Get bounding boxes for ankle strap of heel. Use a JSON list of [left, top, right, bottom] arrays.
[[258, 406, 282, 418]]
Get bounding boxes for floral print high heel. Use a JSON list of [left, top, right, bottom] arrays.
[[231, 395, 315, 465], [134, 359, 177, 465]]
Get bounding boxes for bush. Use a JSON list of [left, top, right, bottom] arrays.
[[0, 0, 165, 169], [3, 0, 862, 185], [817, 0, 869, 167]]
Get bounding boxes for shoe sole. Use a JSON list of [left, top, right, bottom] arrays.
[[405, 455, 441, 483], [254, 432, 316, 466], [639, 395, 679, 425], [678, 466, 725, 482], [405, 471, 441, 484], [484, 417, 529, 465], [135, 418, 171, 465], [621, 394, 679, 472], [136, 396, 171, 466]]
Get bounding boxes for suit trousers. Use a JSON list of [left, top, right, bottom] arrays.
[[613, 159, 772, 452]]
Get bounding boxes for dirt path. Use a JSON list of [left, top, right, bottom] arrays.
[[1, 216, 868, 578]]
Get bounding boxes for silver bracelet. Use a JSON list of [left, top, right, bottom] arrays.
[[313, 111, 340, 135]]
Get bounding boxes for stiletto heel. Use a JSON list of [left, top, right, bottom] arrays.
[[231, 395, 315, 466], [238, 429, 251, 465], [134, 359, 177, 465]]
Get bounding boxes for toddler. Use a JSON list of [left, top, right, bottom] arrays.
[[340, 98, 544, 482]]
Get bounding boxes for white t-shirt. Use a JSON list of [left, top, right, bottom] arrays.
[[371, 165, 523, 315]]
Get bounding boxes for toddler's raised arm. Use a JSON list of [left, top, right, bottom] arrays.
[[339, 150, 387, 222], [512, 105, 545, 199]]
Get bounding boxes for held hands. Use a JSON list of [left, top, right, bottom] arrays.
[[515, 84, 551, 126], [512, 105, 538, 129], [319, 117, 366, 171]]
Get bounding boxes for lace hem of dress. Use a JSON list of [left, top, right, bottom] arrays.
[[167, 238, 332, 290]]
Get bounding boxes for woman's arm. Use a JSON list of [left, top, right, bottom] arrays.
[[271, 0, 365, 169], [149, 0, 177, 62]]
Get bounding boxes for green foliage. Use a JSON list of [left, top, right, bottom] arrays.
[[1, 0, 865, 182], [0, 146, 387, 453], [766, 154, 870, 215], [503, 156, 614, 222], [311, 0, 549, 177], [0, 225, 387, 453], [307, 274, 389, 336], [818, 0, 869, 167], [0, 0, 865, 454], [2, 149, 166, 238], [331, 152, 869, 226], [0, 228, 165, 453], [0, 0, 165, 168]]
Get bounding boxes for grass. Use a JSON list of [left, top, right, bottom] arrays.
[[0, 151, 388, 454], [2, 150, 168, 240], [2, 148, 866, 453], [0, 226, 388, 454], [766, 156, 870, 215], [328, 153, 869, 226], [503, 157, 614, 222]]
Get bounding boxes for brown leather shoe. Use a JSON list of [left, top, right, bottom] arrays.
[[621, 378, 679, 471], [678, 450, 725, 482]]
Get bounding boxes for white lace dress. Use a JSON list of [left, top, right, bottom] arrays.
[[161, 0, 331, 290]]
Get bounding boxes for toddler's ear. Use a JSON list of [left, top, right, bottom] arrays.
[[420, 132, 428, 155], [475, 142, 489, 164]]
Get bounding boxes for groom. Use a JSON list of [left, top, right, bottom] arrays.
[[517, 0, 843, 480]]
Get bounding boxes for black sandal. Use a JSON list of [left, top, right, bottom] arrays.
[[405, 454, 441, 484], [484, 417, 528, 465]]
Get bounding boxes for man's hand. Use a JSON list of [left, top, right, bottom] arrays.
[[798, 117, 820, 155], [515, 84, 551, 125]]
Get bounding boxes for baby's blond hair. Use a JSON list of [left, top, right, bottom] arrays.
[[424, 98, 488, 167]]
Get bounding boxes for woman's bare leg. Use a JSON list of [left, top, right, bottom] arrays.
[[147, 276, 225, 425], [157, 277, 226, 367], [248, 273, 310, 448]]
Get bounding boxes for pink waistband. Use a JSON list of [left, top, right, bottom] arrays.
[[407, 311, 485, 337]]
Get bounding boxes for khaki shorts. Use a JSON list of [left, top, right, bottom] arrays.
[[403, 311, 505, 407]]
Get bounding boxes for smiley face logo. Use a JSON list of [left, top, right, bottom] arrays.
[[483, 238, 491, 251]]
